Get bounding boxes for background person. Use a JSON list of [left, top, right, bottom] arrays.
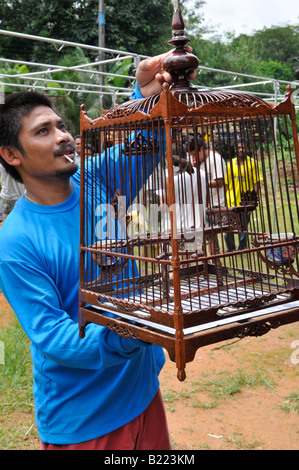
[[73, 134, 81, 165], [224, 141, 262, 251], [0, 162, 24, 226], [203, 141, 226, 211]]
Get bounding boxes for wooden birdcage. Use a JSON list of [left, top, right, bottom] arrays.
[[78, 4, 299, 381]]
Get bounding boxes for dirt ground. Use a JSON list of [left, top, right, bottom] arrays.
[[160, 327, 299, 450], [1, 290, 298, 451]]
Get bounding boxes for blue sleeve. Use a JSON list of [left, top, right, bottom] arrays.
[[79, 135, 160, 213], [0, 261, 149, 370], [131, 81, 144, 100], [71, 82, 148, 207]]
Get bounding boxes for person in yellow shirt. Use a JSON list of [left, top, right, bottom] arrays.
[[224, 141, 263, 251]]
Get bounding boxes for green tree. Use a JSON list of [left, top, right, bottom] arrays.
[[104, 0, 174, 55], [248, 25, 299, 64], [0, 0, 177, 63], [181, 0, 207, 38], [0, 62, 31, 93], [259, 59, 295, 82], [0, 0, 99, 62], [185, 22, 299, 91], [0, 47, 135, 135], [229, 25, 299, 79]]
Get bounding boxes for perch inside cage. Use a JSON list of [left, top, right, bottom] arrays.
[[79, 2, 299, 381]]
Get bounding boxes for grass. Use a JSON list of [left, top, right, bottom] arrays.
[[0, 305, 298, 450], [279, 392, 299, 413], [0, 313, 38, 450], [161, 321, 299, 449], [200, 368, 274, 399], [162, 367, 275, 411]]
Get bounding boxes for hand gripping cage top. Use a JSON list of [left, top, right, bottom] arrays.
[[79, 5, 299, 381]]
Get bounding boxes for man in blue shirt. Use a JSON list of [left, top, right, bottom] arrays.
[[0, 52, 175, 450]]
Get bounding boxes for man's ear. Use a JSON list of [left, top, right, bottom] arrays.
[[0, 147, 22, 167]]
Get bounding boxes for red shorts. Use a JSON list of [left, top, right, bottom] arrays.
[[40, 389, 171, 450]]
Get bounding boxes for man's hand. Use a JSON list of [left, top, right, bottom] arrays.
[[136, 48, 196, 98]]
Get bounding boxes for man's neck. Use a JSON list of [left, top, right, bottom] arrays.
[[24, 178, 73, 205], [236, 155, 247, 164]]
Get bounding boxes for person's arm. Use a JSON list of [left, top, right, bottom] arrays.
[[0, 261, 149, 370], [224, 163, 233, 207], [134, 47, 196, 98], [208, 153, 225, 189], [82, 134, 160, 213], [131, 81, 143, 100], [79, 49, 197, 203], [209, 177, 224, 189], [254, 182, 260, 194]]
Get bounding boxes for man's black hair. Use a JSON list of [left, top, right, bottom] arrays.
[[186, 135, 207, 152], [0, 92, 54, 182]]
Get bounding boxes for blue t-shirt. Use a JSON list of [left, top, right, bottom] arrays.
[[0, 83, 166, 445]]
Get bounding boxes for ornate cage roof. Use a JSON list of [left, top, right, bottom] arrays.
[[99, 5, 292, 123], [101, 89, 277, 120]]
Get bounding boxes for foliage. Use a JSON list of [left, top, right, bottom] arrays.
[[48, 47, 102, 135], [0, 0, 98, 62], [104, 0, 174, 56], [239, 25, 299, 65], [50, 50, 134, 134], [0, 63, 31, 93], [259, 60, 295, 82], [181, 0, 208, 38], [279, 392, 299, 413], [0, 0, 298, 131], [0, 48, 135, 135], [186, 24, 299, 93], [0, 314, 38, 450], [0, 0, 175, 62]]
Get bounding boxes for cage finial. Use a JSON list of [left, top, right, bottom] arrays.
[[163, 0, 199, 90]]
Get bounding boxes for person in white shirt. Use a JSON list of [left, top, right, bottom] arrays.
[[188, 136, 226, 255], [201, 143, 226, 210], [0, 163, 24, 222]]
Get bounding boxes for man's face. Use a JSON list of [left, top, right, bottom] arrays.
[[74, 137, 81, 156], [191, 146, 206, 165], [199, 145, 207, 163], [16, 105, 77, 181], [236, 142, 247, 160]]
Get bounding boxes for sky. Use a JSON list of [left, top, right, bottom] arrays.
[[196, 0, 299, 38]]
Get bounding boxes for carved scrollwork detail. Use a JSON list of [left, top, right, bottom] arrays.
[[122, 132, 157, 156], [105, 296, 141, 312], [106, 322, 141, 340], [228, 294, 277, 311], [235, 320, 281, 339], [102, 107, 133, 120]]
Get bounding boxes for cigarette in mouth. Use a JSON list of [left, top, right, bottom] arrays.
[[64, 154, 74, 163]]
